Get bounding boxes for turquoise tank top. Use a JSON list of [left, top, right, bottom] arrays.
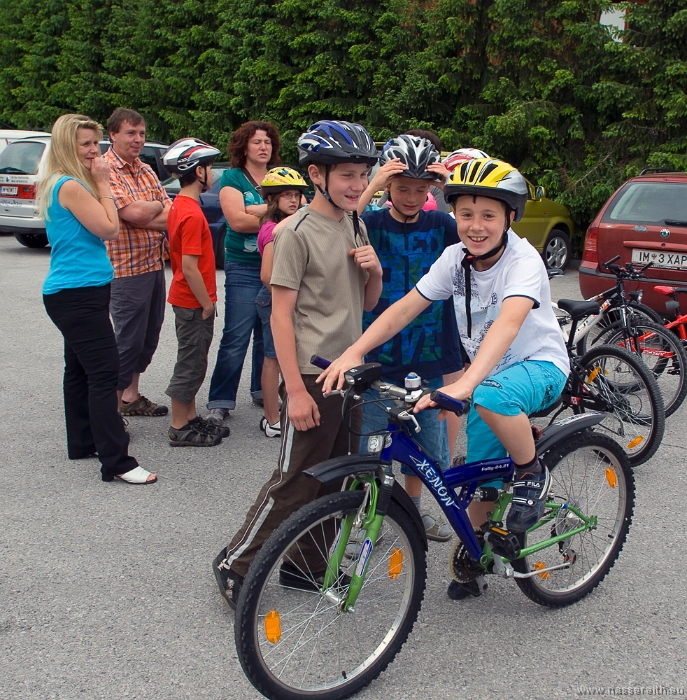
[[43, 176, 114, 295]]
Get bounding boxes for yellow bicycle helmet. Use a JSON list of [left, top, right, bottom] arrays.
[[444, 158, 528, 221], [260, 167, 309, 195]]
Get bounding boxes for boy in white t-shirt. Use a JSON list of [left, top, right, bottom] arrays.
[[320, 158, 569, 600]]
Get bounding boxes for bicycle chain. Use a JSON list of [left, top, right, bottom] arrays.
[[448, 529, 485, 583]]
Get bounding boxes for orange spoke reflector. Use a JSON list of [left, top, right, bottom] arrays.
[[605, 466, 618, 488], [626, 436, 644, 450], [388, 548, 403, 579], [586, 367, 601, 383], [534, 562, 550, 580], [265, 610, 281, 644]]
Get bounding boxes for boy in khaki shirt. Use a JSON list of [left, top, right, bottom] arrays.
[[213, 121, 382, 609]]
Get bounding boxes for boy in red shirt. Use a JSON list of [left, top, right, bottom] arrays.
[[162, 139, 229, 447]]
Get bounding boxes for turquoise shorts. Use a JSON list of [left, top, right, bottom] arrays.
[[466, 360, 567, 483]]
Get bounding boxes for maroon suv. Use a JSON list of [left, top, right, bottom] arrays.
[[579, 170, 687, 316]]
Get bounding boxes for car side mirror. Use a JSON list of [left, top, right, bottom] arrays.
[[534, 186, 545, 200]]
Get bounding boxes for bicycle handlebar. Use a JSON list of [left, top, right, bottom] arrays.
[[429, 390, 471, 416], [601, 255, 654, 279]]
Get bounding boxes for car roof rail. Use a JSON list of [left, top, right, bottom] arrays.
[[638, 167, 683, 176]]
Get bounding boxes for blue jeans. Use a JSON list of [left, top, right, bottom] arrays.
[[359, 376, 450, 473], [207, 261, 264, 410], [255, 286, 276, 359]]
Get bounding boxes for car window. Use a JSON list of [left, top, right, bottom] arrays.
[[139, 148, 161, 177], [603, 182, 687, 225], [0, 141, 46, 175]]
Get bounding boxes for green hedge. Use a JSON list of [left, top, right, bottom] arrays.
[[1, 0, 685, 249]]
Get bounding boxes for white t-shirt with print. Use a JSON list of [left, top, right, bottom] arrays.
[[415, 230, 569, 377]]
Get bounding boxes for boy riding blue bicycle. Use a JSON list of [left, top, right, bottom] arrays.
[[320, 157, 570, 600]]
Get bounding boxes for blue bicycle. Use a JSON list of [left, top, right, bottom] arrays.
[[235, 359, 634, 700]]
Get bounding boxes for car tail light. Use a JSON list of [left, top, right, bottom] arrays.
[[17, 185, 36, 199], [582, 225, 599, 265]]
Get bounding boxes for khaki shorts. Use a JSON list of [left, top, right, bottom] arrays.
[[165, 306, 215, 405]]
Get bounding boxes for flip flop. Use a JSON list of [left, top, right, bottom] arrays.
[[115, 466, 158, 485]]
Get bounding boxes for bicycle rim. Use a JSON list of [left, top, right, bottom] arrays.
[[575, 345, 665, 466], [514, 433, 633, 606], [236, 491, 425, 700], [604, 321, 687, 417]]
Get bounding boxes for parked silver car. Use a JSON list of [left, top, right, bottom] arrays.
[[0, 136, 169, 248]]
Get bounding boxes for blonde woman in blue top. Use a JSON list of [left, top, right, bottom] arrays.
[[40, 114, 156, 484]]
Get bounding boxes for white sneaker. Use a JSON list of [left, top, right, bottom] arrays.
[[264, 420, 281, 438], [205, 408, 229, 426]]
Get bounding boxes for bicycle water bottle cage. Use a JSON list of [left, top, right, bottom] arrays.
[[557, 299, 601, 322], [344, 363, 383, 389], [485, 526, 521, 561]]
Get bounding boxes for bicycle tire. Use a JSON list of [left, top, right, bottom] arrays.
[[574, 345, 665, 466], [591, 320, 687, 417], [576, 301, 663, 356], [235, 490, 427, 700], [512, 432, 634, 607]]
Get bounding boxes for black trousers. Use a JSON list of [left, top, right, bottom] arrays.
[[43, 284, 138, 480]]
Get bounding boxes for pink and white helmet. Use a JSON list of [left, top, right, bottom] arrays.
[[443, 148, 490, 172]]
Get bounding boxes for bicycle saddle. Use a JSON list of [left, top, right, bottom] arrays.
[[655, 285, 687, 295], [557, 298, 601, 320]]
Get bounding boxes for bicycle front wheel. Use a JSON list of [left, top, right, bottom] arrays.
[[513, 432, 634, 607], [594, 320, 687, 417], [235, 490, 427, 700], [575, 345, 665, 466], [576, 301, 663, 356]]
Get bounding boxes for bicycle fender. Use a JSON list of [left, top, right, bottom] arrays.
[[304, 456, 428, 550], [536, 412, 606, 456], [304, 454, 382, 483]]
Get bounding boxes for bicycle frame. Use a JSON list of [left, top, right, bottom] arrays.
[[324, 418, 597, 611]]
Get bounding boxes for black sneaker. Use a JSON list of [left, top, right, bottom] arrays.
[[506, 467, 552, 533], [192, 416, 230, 438], [279, 563, 351, 591], [212, 551, 243, 610], [447, 579, 484, 600]]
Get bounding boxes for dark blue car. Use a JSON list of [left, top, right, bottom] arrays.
[[162, 162, 230, 269]]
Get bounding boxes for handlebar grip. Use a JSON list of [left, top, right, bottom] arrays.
[[310, 355, 331, 370], [429, 390, 470, 416], [601, 255, 621, 270]]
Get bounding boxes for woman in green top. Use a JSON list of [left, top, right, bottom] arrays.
[[206, 121, 282, 423]]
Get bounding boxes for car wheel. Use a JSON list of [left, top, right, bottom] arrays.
[[14, 233, 49, 248], [543, 228, 570, 271], [214, 225, 225, 269]]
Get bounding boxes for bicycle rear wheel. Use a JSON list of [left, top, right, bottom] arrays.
[[576, 301, 663, 356], [235, 490, 426, 700], [513, 432, 634, 607], [574, 345, 665, 466], [593, 320, 687, 417]]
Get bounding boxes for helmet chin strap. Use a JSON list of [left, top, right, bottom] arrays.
[[197, 164, 210, 193], [460, 229, 508, 338]]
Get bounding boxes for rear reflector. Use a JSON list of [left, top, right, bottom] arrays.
[[582, 226, 599, 265]]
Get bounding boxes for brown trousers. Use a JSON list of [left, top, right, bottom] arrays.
[[224, 375, 361, 577]]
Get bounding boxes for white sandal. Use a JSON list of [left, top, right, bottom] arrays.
[[115, 466, 157, 485]]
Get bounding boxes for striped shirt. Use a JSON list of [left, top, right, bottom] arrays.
[[103, 147, 171, 278]]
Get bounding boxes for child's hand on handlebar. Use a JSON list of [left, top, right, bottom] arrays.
[[415, 377, 472, 420], [316, 350, 365, 394]]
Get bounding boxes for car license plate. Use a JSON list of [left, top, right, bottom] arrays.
[[632, 249, 687, 270], [1, 186, 18, 196]]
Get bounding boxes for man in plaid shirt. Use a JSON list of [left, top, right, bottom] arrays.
[[103, 108, 172, 418]]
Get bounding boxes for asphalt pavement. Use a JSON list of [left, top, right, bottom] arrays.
[[1, 233, 685, 700]]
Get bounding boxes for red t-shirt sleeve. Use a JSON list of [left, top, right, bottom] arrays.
[[178, 212, 203, 257]]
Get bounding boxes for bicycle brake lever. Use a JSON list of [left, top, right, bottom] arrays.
[[398, 410, 421, 433]]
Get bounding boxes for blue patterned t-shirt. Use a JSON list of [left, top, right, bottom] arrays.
[[361, 208, 463, 382]]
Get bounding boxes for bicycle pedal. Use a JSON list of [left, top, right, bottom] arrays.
[[485, 526, 521, 561]]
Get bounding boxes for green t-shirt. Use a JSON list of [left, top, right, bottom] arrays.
[[219, 168, 263, 265]]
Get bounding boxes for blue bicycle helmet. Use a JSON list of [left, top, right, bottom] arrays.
[[297, 121, 378, 167]]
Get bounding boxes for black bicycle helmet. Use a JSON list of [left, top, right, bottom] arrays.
[[297, 120, 378, 167], [380, 135, 442, 181]]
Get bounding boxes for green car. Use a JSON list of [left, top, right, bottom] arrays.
[[512, 180, 575, 271]]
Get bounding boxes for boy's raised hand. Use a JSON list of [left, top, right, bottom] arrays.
[[427, 162, 450, 185], [368, 157, 407, 191]]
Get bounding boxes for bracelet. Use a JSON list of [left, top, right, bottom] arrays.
[[99, 195, 114, 200]]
